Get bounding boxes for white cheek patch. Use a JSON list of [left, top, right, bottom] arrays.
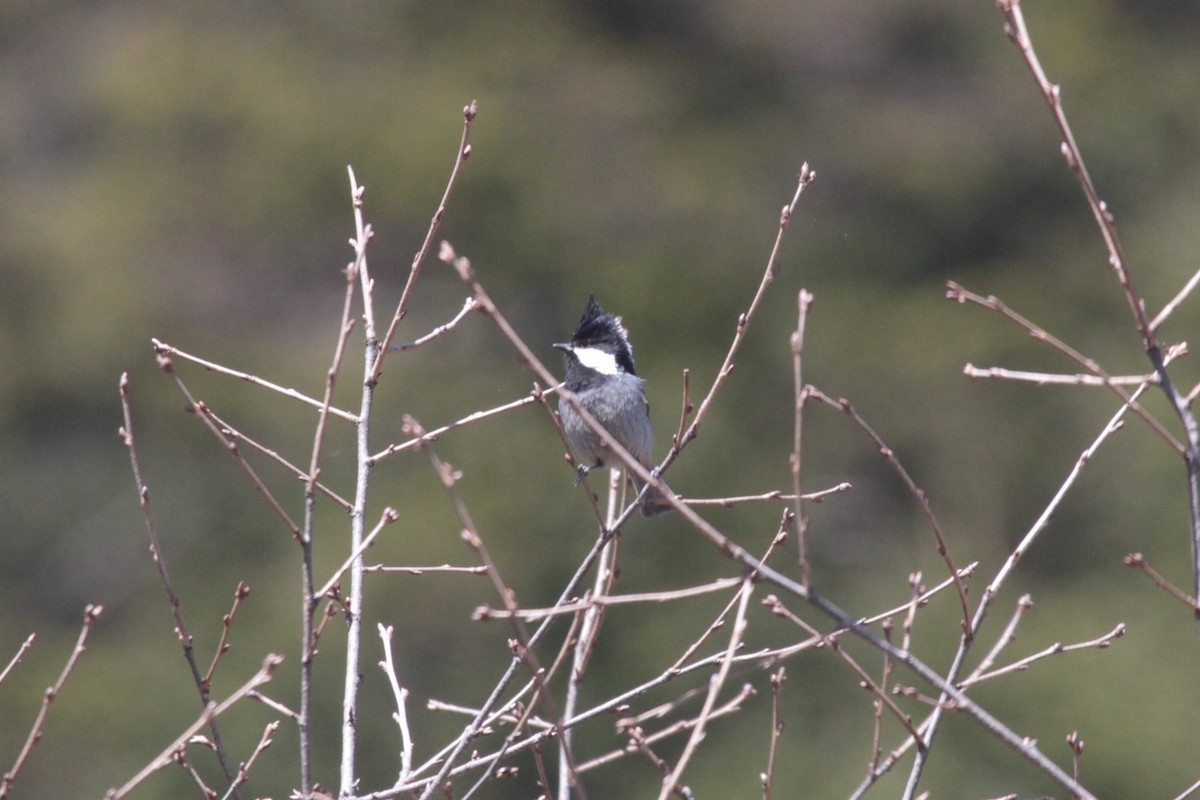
[[572, 346, 621, 375]]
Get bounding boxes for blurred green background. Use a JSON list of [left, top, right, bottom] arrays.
[[3, 1, 1200, 797]]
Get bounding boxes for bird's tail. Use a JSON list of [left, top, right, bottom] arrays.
[[631, 471, 675, 517]]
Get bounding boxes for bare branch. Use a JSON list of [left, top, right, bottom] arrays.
[[1, 605, 102, 800]]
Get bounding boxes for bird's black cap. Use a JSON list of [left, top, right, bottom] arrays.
[[561, 295, 636, 375]]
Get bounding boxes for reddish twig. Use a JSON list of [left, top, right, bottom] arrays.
[[204, 581, 252, 692], [118, 373, 244, 798], [1, 605, 103, 800], [372, 101, 477, 381], [807, 387, 972, 639]]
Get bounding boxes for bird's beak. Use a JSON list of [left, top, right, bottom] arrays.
[[552, 343, 572, 353]]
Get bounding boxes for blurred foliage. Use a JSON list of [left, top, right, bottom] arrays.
[[3, 0, 1200, 797]]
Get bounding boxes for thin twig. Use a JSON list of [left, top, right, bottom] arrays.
[[151, 339, 357, 423], [658, 577, 753, 800], [964, 364, 1159, 386], [560, 473, 623, 800], [963, 595, 1035, 686], [579, 684, 755, 774], [947, 282, 1182, 453], [300, 259, 358, 797], [157, 361, 302, 537], [105, 655, 283, 800], [761, 668, 786, 799], [666, 166, 816, 471], [1151, 268, 1200, 332], [962, 624, 1125, 687], [388, 297, 479, 352], [365, 563, 488, 576], [372, 101, 477, 380], [474, 577, 745, 622], [371, 388, 548, 464], [683, 482, 853, 507], [996, 0, 1200, 634], [218, 721, 280, 800], [807, 387, 972, 638], [118, 373, 243, 799], [1, 605, 102, 800], [791, 289, 815, 584], [1123, 553, 1200, 611], [0, 634, 35, 686], [201, 406, 353, 511], [316, 508, 401, 600], [204, 582, 252, 692], [378, 624, 414, 781]]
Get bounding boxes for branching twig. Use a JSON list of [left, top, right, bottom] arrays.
[[378, 624, 414, 781], [218, 721, 280, 800], [156, 360, 302, 536], [118, 373, 243, 799], [666, 167, 816, 469], [105, 655, 283, 800], [962, 624, 1125, 687], [658, 577, 753, 800], [995, 0, 1200, 633], [1, 605, 102, 800], [807, 387, 972, 638], [205, 581, 252, 692], [946, 282, 1182, 453]]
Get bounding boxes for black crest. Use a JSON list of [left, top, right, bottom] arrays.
[[570, 295, 637, 375]]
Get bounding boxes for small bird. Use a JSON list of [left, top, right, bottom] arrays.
[[554, 296, 673, 517]]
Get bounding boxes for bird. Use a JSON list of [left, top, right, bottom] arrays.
[[554, 295, 673, 517]]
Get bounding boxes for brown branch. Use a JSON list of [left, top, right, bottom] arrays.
[[1, 605, 102, 800], [667, 166, 816, 467], [105, 655, 283, 800], [1123, 553, 1200, 611], [995, 0, 1200, 635], [371, 101, 477, 381], [807, 387, 972, 639], [151, 339, 358, 422], [204, 581, 252, 692], [371, 387, 547, 465], [118, 373, 244, 798], [761, 667, 786, 799], [946, 282, 1182, 453]]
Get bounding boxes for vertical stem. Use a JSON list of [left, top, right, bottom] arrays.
[[299, 502, 314, 796], [790, 290, 814, 585], [559, 471, 621, 800], [341, 167, 378, 797]]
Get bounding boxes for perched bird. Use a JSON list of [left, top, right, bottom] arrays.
[[554, 296, 673, 517]]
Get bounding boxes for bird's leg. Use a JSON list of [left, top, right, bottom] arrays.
[[573, 464, 591, 486]]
